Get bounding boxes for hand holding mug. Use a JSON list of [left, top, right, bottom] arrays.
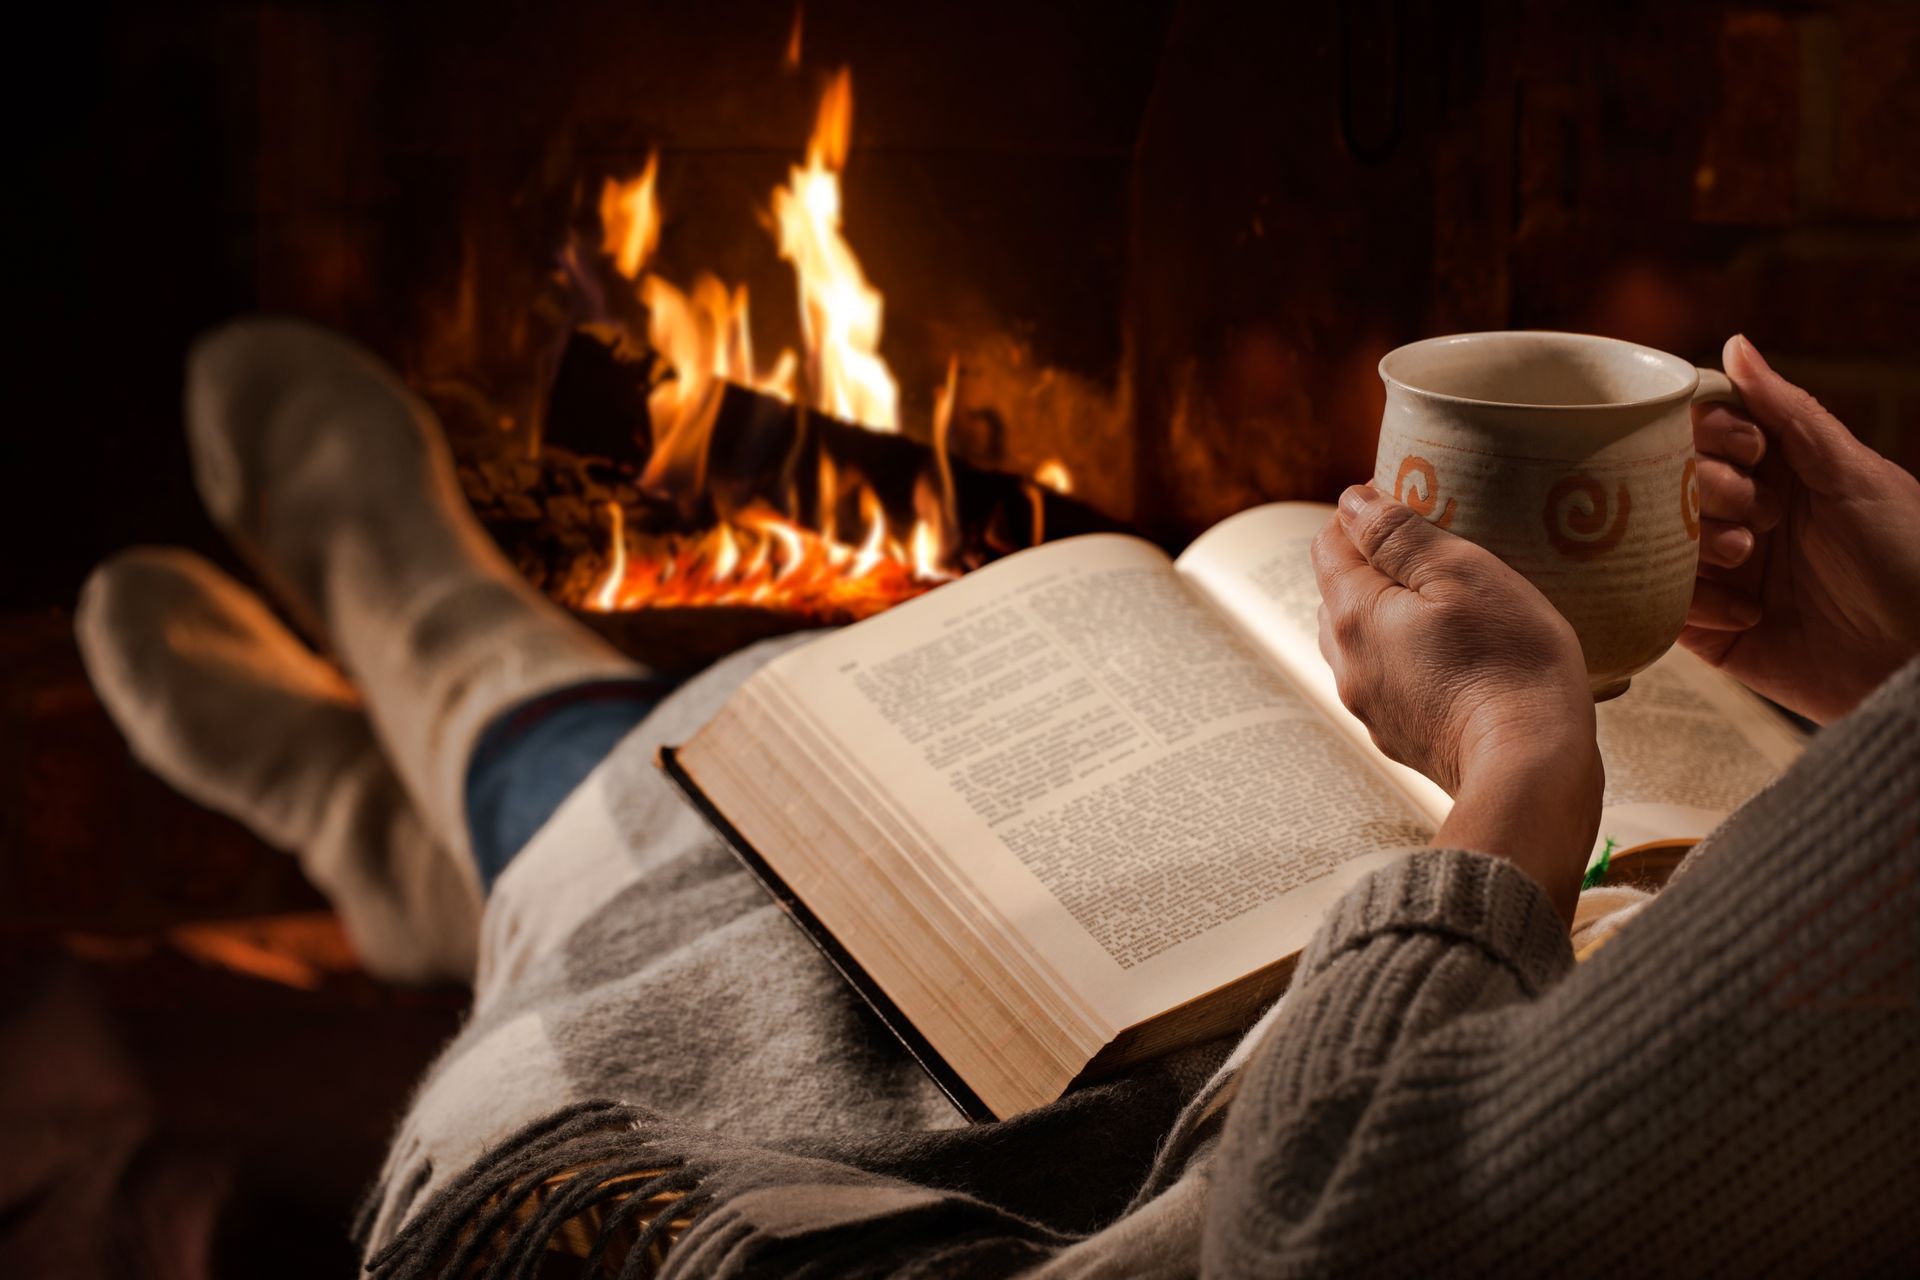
[[1313, 488, 1603, 920], [1682, 335, 1920, 724], [1371, 331, 1745, 700]]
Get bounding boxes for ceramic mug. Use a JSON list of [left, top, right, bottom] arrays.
[[1372, 331, 1740, 700]]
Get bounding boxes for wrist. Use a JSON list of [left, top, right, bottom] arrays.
[[1436, 742, 1603, 923]]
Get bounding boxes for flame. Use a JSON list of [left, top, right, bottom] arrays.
[[594, 501, 627, 610], [599, 152, 661, 280], [909, 518, 943, 579], [637, 273, 796, 498], [785, 2, 804, 67], [586, 496, 944, 622], [930, 357, 961, 552], [599, 153, 797, 502], [909, 474, 954, 582], [817, 451, 839, 543], [771, 69, 899, 430], [849, 486, 889, 577], [582, 68, 970, 620], [1034, 459, 1073, 493]]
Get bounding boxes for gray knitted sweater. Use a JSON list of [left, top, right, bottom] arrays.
[[1207, 655, 1919, 1275], [366, 654, 1919, 1277]]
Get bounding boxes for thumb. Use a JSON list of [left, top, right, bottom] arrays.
[[1723, 334, 1862, 494], [1338, 484, 1465, 592]]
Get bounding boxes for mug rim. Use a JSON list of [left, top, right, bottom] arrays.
[[1379, 330, 1701, 411]]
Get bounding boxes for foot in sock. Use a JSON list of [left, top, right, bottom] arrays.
[[75, 548, 481, 984], [184, 317, 642, 858]]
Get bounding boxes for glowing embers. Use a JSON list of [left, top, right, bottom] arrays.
[[587, 485, 950, 622]]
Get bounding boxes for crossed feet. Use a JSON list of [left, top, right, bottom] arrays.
[[76, 319, 642, 983]]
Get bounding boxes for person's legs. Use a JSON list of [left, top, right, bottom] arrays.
[[77, 547, 688, 983], [75, 548, 482, 983], [183, 317, 643, 868], [462, 676, 680, 889], [80, 318, 684, 979], [80, 322, 959, 1266]]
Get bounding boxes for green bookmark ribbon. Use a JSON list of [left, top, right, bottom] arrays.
[[1581, 836, 1618, 891]]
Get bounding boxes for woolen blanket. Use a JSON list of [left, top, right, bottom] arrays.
[[362, 646, 1919, 1277]]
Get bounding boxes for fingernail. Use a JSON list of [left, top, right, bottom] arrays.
[[1704, 524, 1754, 568], [1339, 483, 1378, 522], [1734, 333, 1771, 373], [1731, 596, 1763, 627]]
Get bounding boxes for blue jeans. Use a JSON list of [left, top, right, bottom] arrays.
[[463, 676, 679, 891]]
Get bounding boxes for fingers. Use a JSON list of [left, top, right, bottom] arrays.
[[1312, 512, 1393, 605], [1693, 402, 1765, 468], [1686, 576, 1763, 631], [1698, 519, 1756, 569], [1316, 601, 1341, 677], [1696, 536, 1769, 599], [1696, 456, 1782, 530], [1676, 623, 1740, 667], [1723, 334, 1864, 494], [1335, 483, 1474, 592], [1312, 514, 1396, 671]]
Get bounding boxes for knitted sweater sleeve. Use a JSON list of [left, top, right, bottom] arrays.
[[1203, 659, 1920, 1277]]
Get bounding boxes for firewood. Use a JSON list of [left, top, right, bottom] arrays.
[[545, 326, 1127, 554], [544, 324, 655, 463]]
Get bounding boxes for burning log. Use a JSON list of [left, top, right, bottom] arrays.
[[542, 322, 655, 464], [697, 379, 1123, 562], [545, 326, 1124, 557]]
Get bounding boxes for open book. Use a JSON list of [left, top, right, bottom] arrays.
[[664, 501, 1805, 1120]]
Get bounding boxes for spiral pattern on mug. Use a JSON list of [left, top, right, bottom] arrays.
[[1544, 474, 1632, 561], [1393, 455, 1457, 530], [1680, 457, 1701, 541]]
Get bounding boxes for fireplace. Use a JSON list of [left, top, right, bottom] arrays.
[[233, 0, 1920, 620], [18, 0, 1918, 619], [250, 1, 1171, 648], [13, 1, 1920, 624]]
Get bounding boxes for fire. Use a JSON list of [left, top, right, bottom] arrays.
[[636, 273, 796, 500], [771, 69, 899, 430], [785, 2, 804, 68], [588, 501, 944, 621], [578, 67, 960, 620], [593, 501, 627, 610], [849, 486, 889, 578], [1034, 459, 1073, 493], [930, 357, 960, 550], [599, 152, 660, 281], [910, 475, 945, 579]]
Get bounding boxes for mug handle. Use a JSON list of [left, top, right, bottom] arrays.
[[1693, 367, 1743, 410]]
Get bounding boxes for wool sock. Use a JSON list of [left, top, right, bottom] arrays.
[[183, 317, 644, 863], [75, 548, 480, 983]]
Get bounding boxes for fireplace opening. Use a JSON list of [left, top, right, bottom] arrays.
[[468, 63, 1122, 644]]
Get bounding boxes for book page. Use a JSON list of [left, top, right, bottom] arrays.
[[1590, 649, 1803, 853], [1177, 501, 1805, 856], [1176, 502, 1454, 824], [759, 533, 1429, 1030]]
